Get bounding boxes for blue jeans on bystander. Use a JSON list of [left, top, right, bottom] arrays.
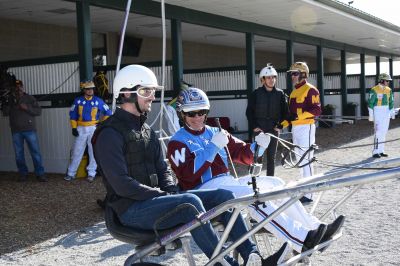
[[12, 130, 45, 176], [119, 188, 257, 263]]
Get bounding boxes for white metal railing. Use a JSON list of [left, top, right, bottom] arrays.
[[9, 62, 80, 95], [184, 70, 247, 92], [9, 62, 173, 95], [8, 62, 399, 96]]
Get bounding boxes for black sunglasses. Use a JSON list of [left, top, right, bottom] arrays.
[[184, 109, 208, 117]]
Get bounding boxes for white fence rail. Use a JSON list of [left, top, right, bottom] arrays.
[[8, 62, 398, 95], [9, 62, 80, 95], [1, 62, 399, 173], [9, 62, 174, 95]]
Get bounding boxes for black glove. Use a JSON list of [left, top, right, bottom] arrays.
[[287, 113, 298, 122], [164, 185, 180, 194], [274, 122, 283, 129], [72, 128, 79, 137]]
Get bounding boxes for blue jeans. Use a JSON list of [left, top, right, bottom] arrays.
[[12, 131, 44, 176], [120, 189, 257, 262]]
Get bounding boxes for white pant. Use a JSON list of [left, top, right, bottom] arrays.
[[292, 124, 316, 199], [67, 125, 97, 177], [373, 106, 390, 155], [199, 175, 321, 252]]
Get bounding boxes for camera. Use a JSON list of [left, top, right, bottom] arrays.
[[0, 65, 17, 112]]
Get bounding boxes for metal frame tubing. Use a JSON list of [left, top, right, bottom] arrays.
[[125, 166, 400, 264]]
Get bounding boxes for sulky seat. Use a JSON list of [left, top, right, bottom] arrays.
[[105, 204, 158, 246], [104, 204, 195, 266]]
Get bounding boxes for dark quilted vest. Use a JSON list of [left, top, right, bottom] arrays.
[[93, 113, 159, 215], [254, 87, 284, 131], [97, 115, 157, 187]]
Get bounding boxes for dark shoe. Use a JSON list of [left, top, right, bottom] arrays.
[[37, 175, 48, 182], [380, 153, 388, 157], [262, 242, 288, 266], [299, 196, 313, 205], [302, 224, 327, 252], [372, 154, 381, 158], [319, 215, 345, 252], [17, 175, 28, 182], [96, 199, 106, 209]]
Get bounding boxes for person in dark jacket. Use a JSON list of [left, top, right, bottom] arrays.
[[2, 80, 47, 182], [246, 64, 289, 176], [92, 65, 286, 266]]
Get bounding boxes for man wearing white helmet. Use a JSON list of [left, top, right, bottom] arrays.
[[246, 64, 289, 176], [92, 65, 286, 266], [168, 87, 344, 255], [368, 73, 395, 158], [283, 62, 321, 204]]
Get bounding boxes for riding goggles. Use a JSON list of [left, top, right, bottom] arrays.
[[290, 72, 300, 77], [134, 87, 156, 98]]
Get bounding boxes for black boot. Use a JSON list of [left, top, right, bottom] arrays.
[[302, 224, 327, 252], [37, 175, 48, 182], [319, 215, 345, 252], [262, 242, 288, 266], [96, 199, 106, 209], [299, 196, 313, 205]]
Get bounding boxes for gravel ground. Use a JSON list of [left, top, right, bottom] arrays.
[[1, 120, 400, 265], [0, 173, 105, 255]]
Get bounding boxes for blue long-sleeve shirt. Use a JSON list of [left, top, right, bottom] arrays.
[[69, 95, 111, 128]]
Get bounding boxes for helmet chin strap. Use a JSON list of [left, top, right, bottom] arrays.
[[122, 90, 144, 114], [135, 101, 144, 114], [300, 72, 307, 80]]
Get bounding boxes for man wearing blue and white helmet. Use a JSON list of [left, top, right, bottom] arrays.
[[175, 87, 211, 129], [169, 87, 344, 255]]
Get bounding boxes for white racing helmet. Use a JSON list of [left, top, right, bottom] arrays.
[[259, 64, 278, 79], [113, 64, 163, 99]]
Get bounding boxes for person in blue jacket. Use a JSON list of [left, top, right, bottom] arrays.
[[65, 80, 111, 182]]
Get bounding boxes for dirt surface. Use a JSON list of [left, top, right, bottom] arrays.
[[0, 119, 399, 260], [0, 174, 105, 255]]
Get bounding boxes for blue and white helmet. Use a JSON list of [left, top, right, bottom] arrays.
[[176, 88, 210, 112]]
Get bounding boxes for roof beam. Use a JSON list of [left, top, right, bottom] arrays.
[[83, 0, 399, 57]]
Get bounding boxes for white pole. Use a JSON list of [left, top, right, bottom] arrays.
[[159, 0, 166, 137], [112, 0, 132, 113]]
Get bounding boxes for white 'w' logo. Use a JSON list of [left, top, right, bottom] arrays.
[[170, 148, 186, 166]]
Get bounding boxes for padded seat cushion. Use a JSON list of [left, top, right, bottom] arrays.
[[104, 205, 182, 247]]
